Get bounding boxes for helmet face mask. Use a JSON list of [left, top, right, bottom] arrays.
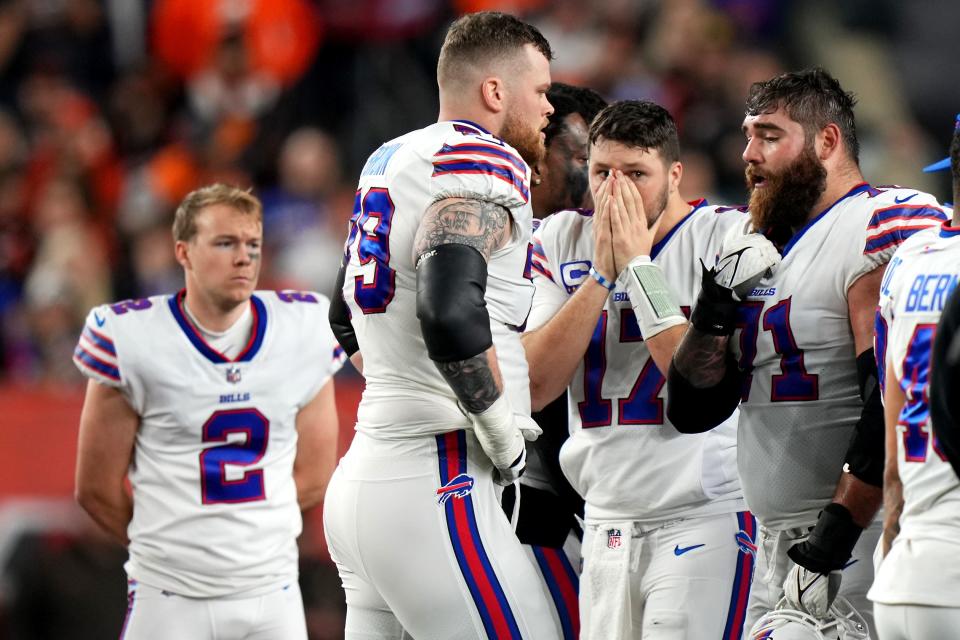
[[748, 597, 871, 640]]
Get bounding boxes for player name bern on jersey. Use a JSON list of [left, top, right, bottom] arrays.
[[73, 290, 344, 598], [870, 220, 960, 607], [342, 120, 536, 438], [727, 183, 947, 530], [528, 202, 747, 523]]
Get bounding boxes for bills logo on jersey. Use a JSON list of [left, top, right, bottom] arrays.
[[436, 473, 475, 504], [226, 365, 242, 384], [560, 260, 592, 293], [736, 529, 757, 556], [607, 528, 623, 549]]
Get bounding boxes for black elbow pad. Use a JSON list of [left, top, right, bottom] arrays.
[[329, 260, 359, 357], [416, 243, 493, 362], [843, 348, 884, 487], [666, 357, 743, 433]]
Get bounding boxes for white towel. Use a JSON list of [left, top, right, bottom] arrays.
[[581, 523, 635, 640]]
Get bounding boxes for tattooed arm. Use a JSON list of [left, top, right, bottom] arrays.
[[673, 330, 732, 388], [413, 196, 512, 412]]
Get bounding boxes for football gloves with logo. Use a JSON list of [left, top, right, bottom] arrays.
[[690, 233, 781, 336], [712, 233, 781, 299], [784, 503, 864, 619], [783, 565, 842, 620]]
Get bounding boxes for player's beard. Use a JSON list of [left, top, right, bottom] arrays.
[[501, 107, 545, 167], [746, 143, 827, 244], [646, 182, 670, 228]]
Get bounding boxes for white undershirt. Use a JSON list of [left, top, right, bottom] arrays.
[[182, 300, 254, 359]]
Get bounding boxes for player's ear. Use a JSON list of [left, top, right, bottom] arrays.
[[480, 76, 506, 114], [174, 240, 191, 269], [817, 123, 841, 161], [532, 162, 544, 186], [669, 161, 683, 194]]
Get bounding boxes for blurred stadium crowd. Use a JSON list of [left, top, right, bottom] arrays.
[[1, 0, 959, 638], [1, 0, 958, 387]]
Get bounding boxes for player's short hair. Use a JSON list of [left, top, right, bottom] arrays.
[[172, 183, 262, 243], [543, 83, 608, 147], [588, 100, 680, 164], [746, 67, 860, 163], [437, 12, 552, 89]]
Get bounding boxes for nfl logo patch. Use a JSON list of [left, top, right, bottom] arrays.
[[607, 528, 622, 549], [226, 365, 242, 383]]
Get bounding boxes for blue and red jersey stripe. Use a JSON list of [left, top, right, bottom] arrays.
[[82, 325, 116, 357], [531, 546, 579, 640], [74, 345, 120, 381], [722, 511, 756, 640], [436, 431, 522, 640], [432, 160, 530, 203]]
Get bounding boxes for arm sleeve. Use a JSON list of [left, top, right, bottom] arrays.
[[856, 190, 948, 286], [73, 306, 125, 388], [428, 130, 531, 215]]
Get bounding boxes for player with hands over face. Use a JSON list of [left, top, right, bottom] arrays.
[[524, 100, 755, 639]]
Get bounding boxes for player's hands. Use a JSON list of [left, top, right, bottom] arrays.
[[712, 233, 781, 300], [591, 175, 616, 281], [783, 564, 841, 619], [465, 394, 531, 486], [609, 170, 655, 277]]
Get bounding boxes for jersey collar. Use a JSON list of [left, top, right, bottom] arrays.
[[167, 290, 267, 364], [650, 198, 709, 260], [779, 182, 872, 257], [940, 218, 960, 238]]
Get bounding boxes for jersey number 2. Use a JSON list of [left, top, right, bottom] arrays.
[[200, 409, 269, 504]]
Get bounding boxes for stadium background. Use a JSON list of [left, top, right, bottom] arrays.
[[0, 0, 957, 637]]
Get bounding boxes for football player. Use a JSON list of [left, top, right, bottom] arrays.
[[665, 67, 948, 632], [869, 115, 960, 639], [324, 12, 561, 639], [74, 184, 343, 639], [523, 99, 755, 639]]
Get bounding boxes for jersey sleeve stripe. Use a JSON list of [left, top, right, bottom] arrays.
[[866, 205, 947, 229], [74, 345, 121, 381], [531, 260, 554, 280], [434, 143, 527, 173], [82, 326, 116, 356], [864, 226, 938, 254], [431, 160, 530, 203]]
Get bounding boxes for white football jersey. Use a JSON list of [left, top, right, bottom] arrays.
[[341, 120, 535, 438], [727, 183, 947, 530], [73, 290, 344, 598], [869, 221, 960, 606], [528, 201, 747, 523]]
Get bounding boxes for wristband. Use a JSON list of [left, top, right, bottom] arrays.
[[589, 266, 615, 291], [618, 255, 686, 339]]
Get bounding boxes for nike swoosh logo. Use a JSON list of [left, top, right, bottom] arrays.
[[674, 543, 705, 556], [895, 193, 917, 204], [94, 312, 106, 327], [714, 248, 750, 278]]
